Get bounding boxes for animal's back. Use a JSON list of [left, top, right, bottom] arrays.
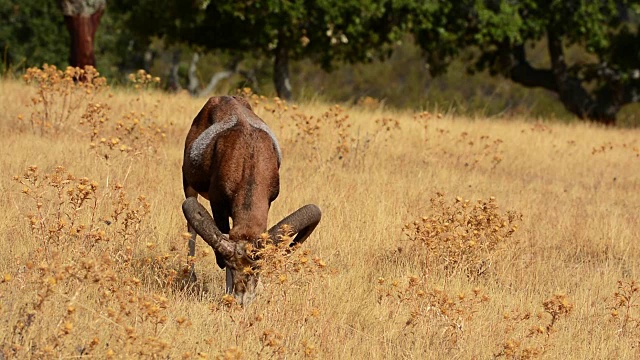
[[182, 96, 281, 200]]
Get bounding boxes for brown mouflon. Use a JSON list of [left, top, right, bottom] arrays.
[[182, 96, 321, 305]]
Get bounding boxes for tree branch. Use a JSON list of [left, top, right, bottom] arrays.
[[197, 70, 235, 97], [507, 45, 557, 92], [545, 31, 629, 124]]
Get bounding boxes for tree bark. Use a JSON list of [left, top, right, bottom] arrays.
[[60, 0, 106, 69], [273, 31, 292, 101]]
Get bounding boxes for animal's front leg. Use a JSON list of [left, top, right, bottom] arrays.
[[211, 206, 234, 294], [211, 206, 231, 269]]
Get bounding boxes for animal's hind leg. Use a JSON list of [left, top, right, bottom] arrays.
[[187, 221, 197, 279], [184, 183, 199, 281]]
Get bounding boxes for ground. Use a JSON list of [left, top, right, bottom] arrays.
[[0, 69, 639, 359]]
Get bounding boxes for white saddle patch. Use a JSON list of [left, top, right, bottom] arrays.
[[189, 114, 282, 167], [190, 115, 237, 167], [246, 117, 282, 166]]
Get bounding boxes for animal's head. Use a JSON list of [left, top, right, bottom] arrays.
[[182, 198, 321, 305]]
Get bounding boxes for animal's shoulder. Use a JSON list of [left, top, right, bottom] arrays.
[[198, 96, 254, 128], [205, 96, 253, 112]]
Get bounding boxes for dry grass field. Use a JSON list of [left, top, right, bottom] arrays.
[[1, 66, 639, 359]]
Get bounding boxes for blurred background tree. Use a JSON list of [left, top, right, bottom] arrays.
[[401, 0, 640, 124], [0, 0, 69, 70], [1, 0, 639, 125], [115, 0, 404, 100]]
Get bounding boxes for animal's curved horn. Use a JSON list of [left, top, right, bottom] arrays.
[[182, 198, 234, 259], [267, 204, 322, 246]]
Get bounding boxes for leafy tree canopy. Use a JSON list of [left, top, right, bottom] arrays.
[[0, 0, 69, 70], [400, 0, 640, 124], [117, 0, 405, 99]]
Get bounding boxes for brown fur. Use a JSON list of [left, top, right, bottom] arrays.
[[183, 96, 280, 268]]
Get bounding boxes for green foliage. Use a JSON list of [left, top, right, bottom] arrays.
[[120, 0, 401, 69], [0, 0, 69, 72], [400, 0, 640, 123], [2, 0, 639, 124], [400, 0, 632, 75], [0, 0, 147, 81], [293, 39, 570, 120], [94, 3, 151, 82]]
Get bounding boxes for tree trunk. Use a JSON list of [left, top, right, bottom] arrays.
[[502, 36, 621, 125], [143, 49, 154, 72], [168, 50, 182, 92], [546, 32, 601, 121], [60, 0, 106, 69], [198, 57, 241, 97], [239, 68, 261, 93], [198, 70, 235, 97], [273, 31, 292, 101], [188, 53, 200, 95], [547, 31, 621, 125]]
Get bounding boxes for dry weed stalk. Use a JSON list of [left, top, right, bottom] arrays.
[[413, 111, 431, 141], [12, 165, 150, 260], [21, 64, 107, 134], [374, 117, 401, 136], [214, 346, 244, 360], [376, 275, 489, 348], [206, 227, 330, 359], [455, 132, 505, 168], [80, 101, 110, 143], [325, 105, 355, 160], [591, 141, 640, 158], [403, 193, 522, 279], [422, 125, 506, 169], [128, 69, 161, 91], [2, 165, 201, 358], [609, 280, 640, 337], [211, 226, 330, 308], [289, 105, 360, 164], [80, 104, 171, 162], [127, 70, 164, 121], [0, 252, 190, 358], [253, 228, 329, 306], [237, 95, 358, 165], [235, 89, 385, 167], [494, 293, 574, 359], [112, 110, 169, 154], [255, 328, 317, 359], [13, 165, 100, 257]]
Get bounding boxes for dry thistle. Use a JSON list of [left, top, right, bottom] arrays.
[[494, 294, 574, 359], [21, 64, 107, 134], [608, 279, 640, 336], [128, 69, 161, 91], [376, 274, 489, 347], [403, 193, 522, 278]]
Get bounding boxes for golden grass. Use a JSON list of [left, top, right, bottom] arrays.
[[1, 68, 639, 359]]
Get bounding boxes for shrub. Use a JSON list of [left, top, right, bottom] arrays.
[[21, 65, 107, 134], [403, 193, 522, 279]]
